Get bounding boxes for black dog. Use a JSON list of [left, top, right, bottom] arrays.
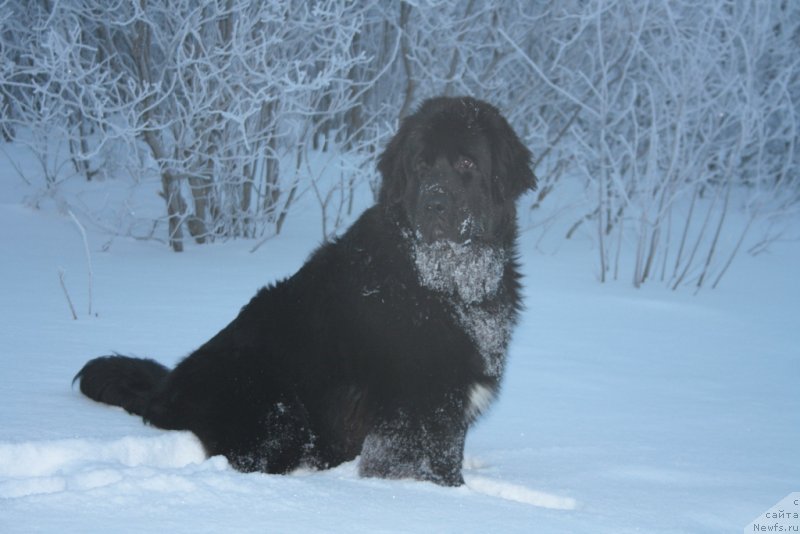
[[75, 96, 536, 486]]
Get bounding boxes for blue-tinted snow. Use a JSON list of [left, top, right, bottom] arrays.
[[0, 150, 797, 533]]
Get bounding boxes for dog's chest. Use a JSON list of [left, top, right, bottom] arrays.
[[453, 301, 512, 377], [411, 240, 513, 378]]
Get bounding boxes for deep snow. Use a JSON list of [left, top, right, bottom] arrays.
[[0, 151, 798, 533]]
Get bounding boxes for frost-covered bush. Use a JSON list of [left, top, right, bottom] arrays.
[[530, 0, 800, 290], [1, 0, 797, 289], [0, 0, 371, 250]]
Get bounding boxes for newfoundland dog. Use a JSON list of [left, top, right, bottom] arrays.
[[75, 96, 536, 486]]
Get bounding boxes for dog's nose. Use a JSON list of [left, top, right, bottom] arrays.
[[424, 191, 448, 214]]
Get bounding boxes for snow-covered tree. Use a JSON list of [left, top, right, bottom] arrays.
[[2, 0, 797, 288], [1, 0, 371, 250]]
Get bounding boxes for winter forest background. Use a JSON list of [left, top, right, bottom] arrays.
[[1, 0, 798, 290], [2, 2, 799, 531]]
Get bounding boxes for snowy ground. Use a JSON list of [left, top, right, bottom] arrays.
[[0, 153, 798, 533]]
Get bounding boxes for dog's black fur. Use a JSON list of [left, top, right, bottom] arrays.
[[75, 96, 535, 486]]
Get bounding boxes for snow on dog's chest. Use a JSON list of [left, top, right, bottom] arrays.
[[412, 241, 504, 303], [411, 241, 512, 377]]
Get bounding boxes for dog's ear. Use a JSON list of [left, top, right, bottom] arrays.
[[486, 107, 537, 198], [377, 119, 412, 205]]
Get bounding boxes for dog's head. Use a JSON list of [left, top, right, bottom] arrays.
[[378, 96, 536, 245]]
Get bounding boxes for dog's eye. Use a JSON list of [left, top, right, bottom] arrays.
[[454, 156, 476, 172]]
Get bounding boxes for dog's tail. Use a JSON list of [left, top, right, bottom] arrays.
[[73, 355, 170, 417]]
